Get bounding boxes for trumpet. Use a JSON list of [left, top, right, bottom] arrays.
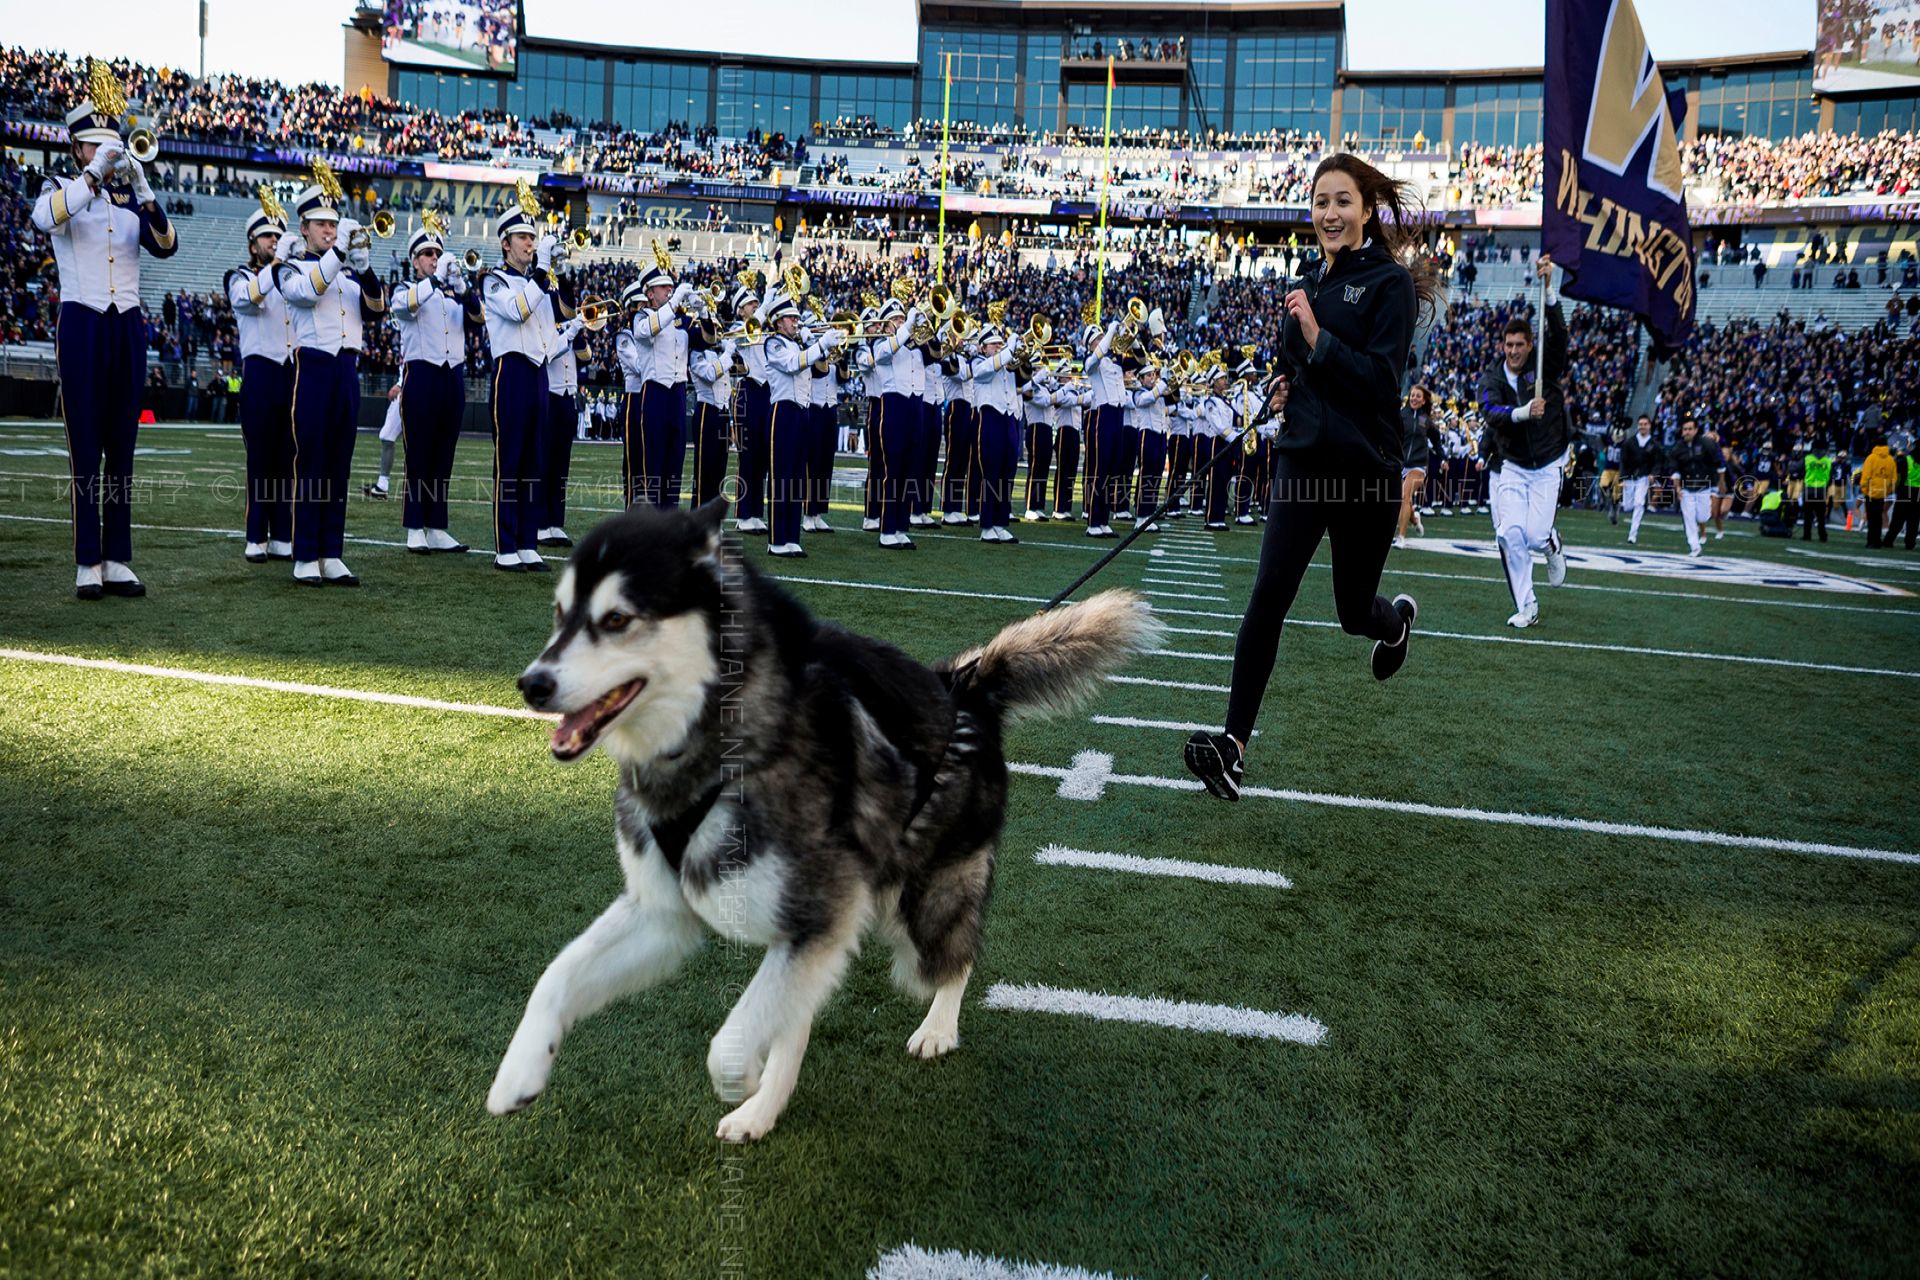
[[127, 126, 159, 164], [577, 297, 617, 332], [347, 209, 395, 251], [463, 248, 486, 271]]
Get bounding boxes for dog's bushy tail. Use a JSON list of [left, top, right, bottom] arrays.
[[942, 589, 1166, 722]]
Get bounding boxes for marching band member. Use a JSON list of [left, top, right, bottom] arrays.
[[388, 223, 475, 554], [226, 200, 294, 564], [1082, 318, 1127, 537], [689, 326, 738, 511], [967, 321, 1023, 543], [731, 284, 770, 532], [276, 178, 387, 586], [479, 207, 562, 572], [858, 306, 884, 533], [617, 260, 694, 508], [1020, 364, 1056, 521], [941, 326, 979, 525], [802, 313, 840, 533], [542, 299, 590, 547], [1165, 374, 1195, 518], [1052, 371, 1087, 522], [32, 76, 179, 599], [871, 296, 925, 547], [909, 309, 941, 529], [1130, 363, 1171, 530], [1232, 356, 1267, 525], [761, 290, 844, 556], [1198, 365, 1239, 529]]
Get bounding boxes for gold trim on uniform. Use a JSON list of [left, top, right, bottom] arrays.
[[248, 274, 266, 306], [51, 188, 70, 225], [152, 222, 176, 251], [309, 266, 329, 294]]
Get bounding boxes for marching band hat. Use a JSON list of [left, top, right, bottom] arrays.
[[65, 100, 122, 147], [637, 264, 674, 292], [763, 290, 800, 324], [246, 212, 287, 242], [1138, 363, 1160, 381], [1234, 355, 1259, 380], [293, 184, 340, 224], [731, 286, 759, 315], [1081, 323, 1102, 348], [879, 297, 905, 321], [976, 325, 1006, 347], [495, 206, 537, 240], [407, 228, 445, 257], [620, 278, 649, 308]]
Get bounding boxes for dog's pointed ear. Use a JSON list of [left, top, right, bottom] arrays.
[[692, 497, 728, 537]]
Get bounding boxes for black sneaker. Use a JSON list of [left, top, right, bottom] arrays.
[[1183, 731, 1244, 802], [1371, 594, 1418, 682], [362, 483, 390, 499]]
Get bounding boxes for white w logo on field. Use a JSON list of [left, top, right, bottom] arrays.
[[1581, 0, 1685, 202]]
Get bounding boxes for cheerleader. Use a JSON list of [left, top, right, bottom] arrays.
[[31, 77, 179, 599], [1186, 153, 1439, 801]]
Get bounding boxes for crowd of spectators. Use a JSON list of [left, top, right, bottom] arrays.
[[1683, 129, 1920, 204], [0, 154, 57, 345]]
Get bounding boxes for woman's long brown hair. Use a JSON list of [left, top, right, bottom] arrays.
[[1311, 152, 1444, 317]]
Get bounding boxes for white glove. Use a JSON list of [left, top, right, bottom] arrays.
[[126, 155, 155, 206], [904, 307, 923, 331], [1005, 333, 1022, 355], [337, 217, 361, 247], [273, 229, 300, 263], [85, 141, 125, 185], [433, 253, 451, 282], [820, 329, 845, 351], [347, 244, 372, 274], [535, 233, 556, 272], [669, 281, 695, 311], [557, 317, 584, 344], [721, 339, 737, 360]]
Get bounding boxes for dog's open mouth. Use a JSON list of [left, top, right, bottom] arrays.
[[550, 678, 647, 761]]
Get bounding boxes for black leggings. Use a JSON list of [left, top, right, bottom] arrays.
[[1225, 455, 1402, 743]]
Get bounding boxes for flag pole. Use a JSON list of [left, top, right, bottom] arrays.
[[1095, 56, 1115, 321], [1536, 263, 1548, 385], [937, 53, 952, 285]]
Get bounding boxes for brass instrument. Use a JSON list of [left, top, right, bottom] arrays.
[[128, 127, 158, 164], [1021, 314, 1052, 349], [463, 248, 486, 271], [347, 208, 394, 251], [1112, 295, 1150, 356], [577, 297, 616, 332], [938, 310, 977, 356]]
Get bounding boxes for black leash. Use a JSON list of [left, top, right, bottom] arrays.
[[1041, 395, 1281, 611]]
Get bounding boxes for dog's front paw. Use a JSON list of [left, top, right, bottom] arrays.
[[715, 1096, 780, 1143], [906, 1024, 960, 1059], [706, 1030, 765, 1104], [487, 1024, 560, 1115]]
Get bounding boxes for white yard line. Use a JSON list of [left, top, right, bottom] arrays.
[[983, 982, 1328, 1045], [1035, 844, 1291, 889], [1089, 714, 1256, 735], [1007, 754, 1919, 866], [1107, 674, 1231, 693], [1141, 589, 1228, 602], [870, 1246, 1130, 1280], [1, 648, 554, 721]]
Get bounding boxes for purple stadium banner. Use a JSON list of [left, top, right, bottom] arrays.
[[1543, 0, 1696, 351]]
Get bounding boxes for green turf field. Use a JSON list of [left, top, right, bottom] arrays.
[[2, 420, 1917, 1278]]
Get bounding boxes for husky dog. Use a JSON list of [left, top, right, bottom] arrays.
[[489, 499, 1162, 1141]]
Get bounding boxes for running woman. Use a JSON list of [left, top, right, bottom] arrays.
[[1394, 384, 1433, 547], [1185, 153, 1438, 801]]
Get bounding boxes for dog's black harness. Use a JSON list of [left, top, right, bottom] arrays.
[[648, 779, 726, 874]]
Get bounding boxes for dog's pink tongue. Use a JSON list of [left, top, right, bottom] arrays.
[[552, 708, 598, 753]]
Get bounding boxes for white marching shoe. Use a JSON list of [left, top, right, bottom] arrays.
[[1505, 602, 1540, 629], [293, 560, 324, 587], [319, 557, 359, 586], [75, 564, 103, 600], [862, 517, 881, 531], [942, 512, 968, 525], [1546, 530, 1567, 587], [406, 528, 430, 553], [267, 539, 294, 560], [426, 529, 467, 552], [244, 541, 269, 563]]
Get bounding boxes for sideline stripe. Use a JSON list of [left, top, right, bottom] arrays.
[[1005, 761, 1919, 866], [4, 506, 1908, 616], [8, 645, 1908, 866], [1142, 589, 1228, 602], [1090, 714, 1256, 735], [983, 982, 1328, 1046], [1035, 844, 1292, 889], [0, 648, 554, 721], [1108, 673, 1230, 693], [870, 1246, 1129, 1280]]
